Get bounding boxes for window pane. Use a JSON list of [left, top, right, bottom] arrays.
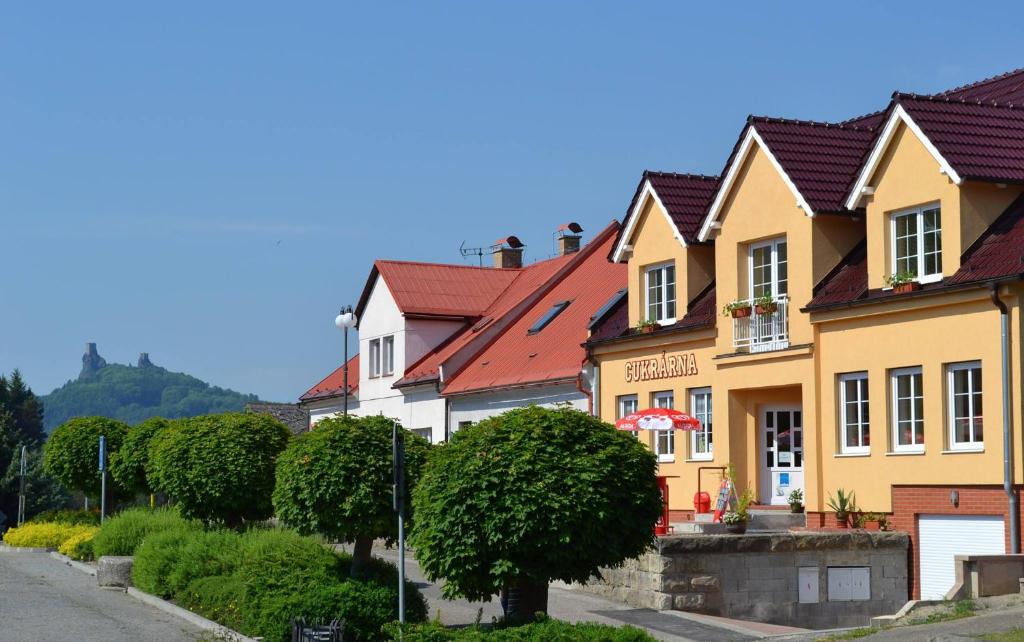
[[776, 242, 788, 296], [665, 266, 676, 319]]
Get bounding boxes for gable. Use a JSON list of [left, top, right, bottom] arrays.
[[714, 142, 810, 241], [619, 187, 685, 265]]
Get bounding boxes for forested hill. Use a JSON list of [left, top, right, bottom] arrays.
[[40, 345, 260, 431]]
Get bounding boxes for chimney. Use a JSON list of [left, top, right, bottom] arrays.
[[492, 236, 525, 269], [556, 222, 584, 256]]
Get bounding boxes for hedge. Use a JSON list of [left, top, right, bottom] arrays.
[[383, 619, 657, 642], [91, 507, 200, 557], [2, 522, 95, 549], [57, 526, 99, 561]]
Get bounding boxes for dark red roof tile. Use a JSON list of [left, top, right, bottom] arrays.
[[612, 172, 719, 257], [587, 284, 716, 344], [933, 68, 1024, 105]]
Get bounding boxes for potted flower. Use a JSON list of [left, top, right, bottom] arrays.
[[723, 485, 757, 534], [635, 318, 659, 334], [885, 271, 920, 294], [827, 488, 857, 528], [788, 489, 804, 514], [722, 300, 753, 319], [853, 512, 883, 531], [754, 292, 777, 315]]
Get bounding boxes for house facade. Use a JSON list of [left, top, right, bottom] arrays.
[[588, 69, 1024, 601], [300, 223, 626, 442]]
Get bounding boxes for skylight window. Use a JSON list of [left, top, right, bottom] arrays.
[[527, 301, 571, 335]]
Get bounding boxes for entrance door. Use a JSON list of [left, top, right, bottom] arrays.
[[760, 406, 803, 505]]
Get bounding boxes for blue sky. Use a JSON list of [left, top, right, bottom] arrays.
[[2, 2, 1021, 402]]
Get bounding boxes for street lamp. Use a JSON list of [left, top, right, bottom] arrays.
[[334, 306, 358, 416]]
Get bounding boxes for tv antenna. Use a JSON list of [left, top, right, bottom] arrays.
[[459, 241, 487, 267]]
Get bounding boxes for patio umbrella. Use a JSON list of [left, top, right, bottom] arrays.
[[615, 408, 702, 432]]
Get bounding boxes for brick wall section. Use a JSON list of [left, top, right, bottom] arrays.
[[891, 485, 1024, 599]]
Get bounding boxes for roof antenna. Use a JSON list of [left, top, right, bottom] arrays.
[[459, 241, 486, 267]]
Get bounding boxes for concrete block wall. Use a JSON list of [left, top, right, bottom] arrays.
[[580, 532, 909, 629]]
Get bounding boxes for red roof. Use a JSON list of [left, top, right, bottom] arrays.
[[934, 68, 1024, 104], [300, 354, 358, 402], [363, 260, 521, 319], [442, 223, 626, 395]]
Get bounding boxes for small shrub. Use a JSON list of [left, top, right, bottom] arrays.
[[30, 508, 101, 526], [91, 507, 199, 557], [132, 528, 200, 597], [383, 618, 658, 641], [2, 522, 93, 549], [57, 526, 99, 561], [180, 575, 245, 632], [165, 530, 242, 597]]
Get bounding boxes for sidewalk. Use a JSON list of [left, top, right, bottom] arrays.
[[358, 543, 808, 642]]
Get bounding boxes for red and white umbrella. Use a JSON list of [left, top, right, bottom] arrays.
[[615, 408, 702, 432]]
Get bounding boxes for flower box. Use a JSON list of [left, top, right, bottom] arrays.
[[893, 281, 921, 294], [730, 306, 753, 319], [755, 303, 778, 315]]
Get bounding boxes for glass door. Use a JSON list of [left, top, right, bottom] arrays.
[[760, 406, 804, 505]]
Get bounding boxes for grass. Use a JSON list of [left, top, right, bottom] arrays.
[[982, 629, 1024, 642], [906, 599, 977, 625], [815, 627, 877, 641]]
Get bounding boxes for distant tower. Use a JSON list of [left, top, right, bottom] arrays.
[[79, 342, 108, 380], [137, 353, 154, 368]]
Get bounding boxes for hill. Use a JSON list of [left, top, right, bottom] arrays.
[[41, 343, 260, 431]]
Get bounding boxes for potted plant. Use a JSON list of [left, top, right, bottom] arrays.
[[885, 271, 920, 294], [635, 318, 659, 334], [723, 486, 757, 534], [877, 514, 892, 531], [754, 291, 777, 315], [827, 488, 857, 528], [788, 489, 804, 514], [722, 300, 753, 319]]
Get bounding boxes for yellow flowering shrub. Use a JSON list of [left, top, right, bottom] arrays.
[[3, 522, 94, 550], [58, 526, 99, 561]]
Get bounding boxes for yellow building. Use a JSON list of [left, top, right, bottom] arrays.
[[587, 70, 1024, 600]]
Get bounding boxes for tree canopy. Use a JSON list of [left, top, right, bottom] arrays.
[[43, 416, 130, 499], [410, 406, 662, 619], [110, 416, 170, 496]]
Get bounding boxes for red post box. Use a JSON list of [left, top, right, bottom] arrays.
[[693, 491, 711, 514], [655, 476, 670, 536]]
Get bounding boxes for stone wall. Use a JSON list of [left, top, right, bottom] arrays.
[[579, 532, 909, 629]]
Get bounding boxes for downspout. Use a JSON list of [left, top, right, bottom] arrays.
[[575, 369, 593, 415], [991, 283, 1019, 553]]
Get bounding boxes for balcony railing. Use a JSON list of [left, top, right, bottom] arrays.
[[732, 295, 789, 353]]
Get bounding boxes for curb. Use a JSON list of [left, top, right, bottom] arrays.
[[49, 551, 97, 576], [126, 588, 257, 642], [0, 544, 55, 553]]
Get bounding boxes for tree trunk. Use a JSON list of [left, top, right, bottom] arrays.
[[351, 535, 373, 577], [501, 577, 549, 623]]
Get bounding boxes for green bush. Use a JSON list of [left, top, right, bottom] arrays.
[[91, 507, 199, 557], [148, 412, 290, 525], [180, 574, 245, 631], [2, 522, 94, 549], [383, 619, 656, 641], [273, 415, 430, 572], [132, 528, 200, 597], [110, 417, 169, 496], [43, 416, 130, 498], [30, 508, 101, 526], [165, 529, 242, 597], [57, 526, 99, 560]]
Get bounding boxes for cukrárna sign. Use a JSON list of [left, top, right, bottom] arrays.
[[625, 353, 698, 382]]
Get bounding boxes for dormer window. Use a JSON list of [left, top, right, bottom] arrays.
[[892, 205, 942, 284], [645, 262, 676, 324]]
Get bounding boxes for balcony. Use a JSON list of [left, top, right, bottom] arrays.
[[732, 295, 789, 353]]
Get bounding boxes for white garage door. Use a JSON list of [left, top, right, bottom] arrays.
[[919, 514, 1005, 599]]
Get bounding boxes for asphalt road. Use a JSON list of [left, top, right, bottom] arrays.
[[0, 550, 203, 642]]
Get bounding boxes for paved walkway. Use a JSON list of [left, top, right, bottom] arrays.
[[0, 550, 203, 642], [364, 544, 806, 641]]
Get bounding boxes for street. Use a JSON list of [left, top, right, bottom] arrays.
[[0, 551, 203, 642]]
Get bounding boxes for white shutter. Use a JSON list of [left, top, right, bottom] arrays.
[[919, 514, 1005, 599]]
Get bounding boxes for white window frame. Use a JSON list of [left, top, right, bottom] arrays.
[[644, 262, 677, 324], [891, 366, 924, 453], [688, 387, 713, 461], [382, 335, 395, 376], [839, 373, 870, 455], [410, 427, 432, 443], [368, 338, 381, 378], [617, 394, 640, 440], [947, 361, 983, 451], [890, 204, 942, 285], [748, 237, 788, 300], [652, 390, 675, 462]]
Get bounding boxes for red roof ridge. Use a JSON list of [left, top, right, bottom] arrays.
[[838, 108, 887, 127], [930, 67, 1024, 98], [895, 91, 1023, 110], [373, 258, 522, 272], [643, 170, 719, 182], [748, 114, 877, 132]]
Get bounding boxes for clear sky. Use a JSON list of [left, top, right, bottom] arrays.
[[2, 1, 1021, 402]]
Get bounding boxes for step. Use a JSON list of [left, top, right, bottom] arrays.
[[749, 511, 806, 530]]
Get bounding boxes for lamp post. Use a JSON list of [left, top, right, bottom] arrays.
[[334, 306, 358, 416]]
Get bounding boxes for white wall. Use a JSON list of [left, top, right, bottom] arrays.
[[306, 397, 360, 427], [406, 318, 464, 368], [448, 384, 588, 432]]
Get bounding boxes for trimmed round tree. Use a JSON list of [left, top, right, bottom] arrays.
[[110, 416, 170, 496], [273, 414, 430, 575], [43, 416, 130, 499], [148, 412, 290, 525], [410, 405, 662, 620]]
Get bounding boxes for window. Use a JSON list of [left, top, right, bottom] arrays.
[[948, 361, 983, 449], [652, 391, 674, 461], [456, 421, 473, 433], [689, 388, 712, 460], [617, 394, 639, 440], [368, 339, 381, 378], [645, 263, 676, 323], [839, 373, 870, 454], [411, 427, 432, 443], [528, 300, 571, 334], [892, 205, 942, 283], [750, 238, 788, 299], [891, 367, 924, 452], [382, 335, 395, 376]]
